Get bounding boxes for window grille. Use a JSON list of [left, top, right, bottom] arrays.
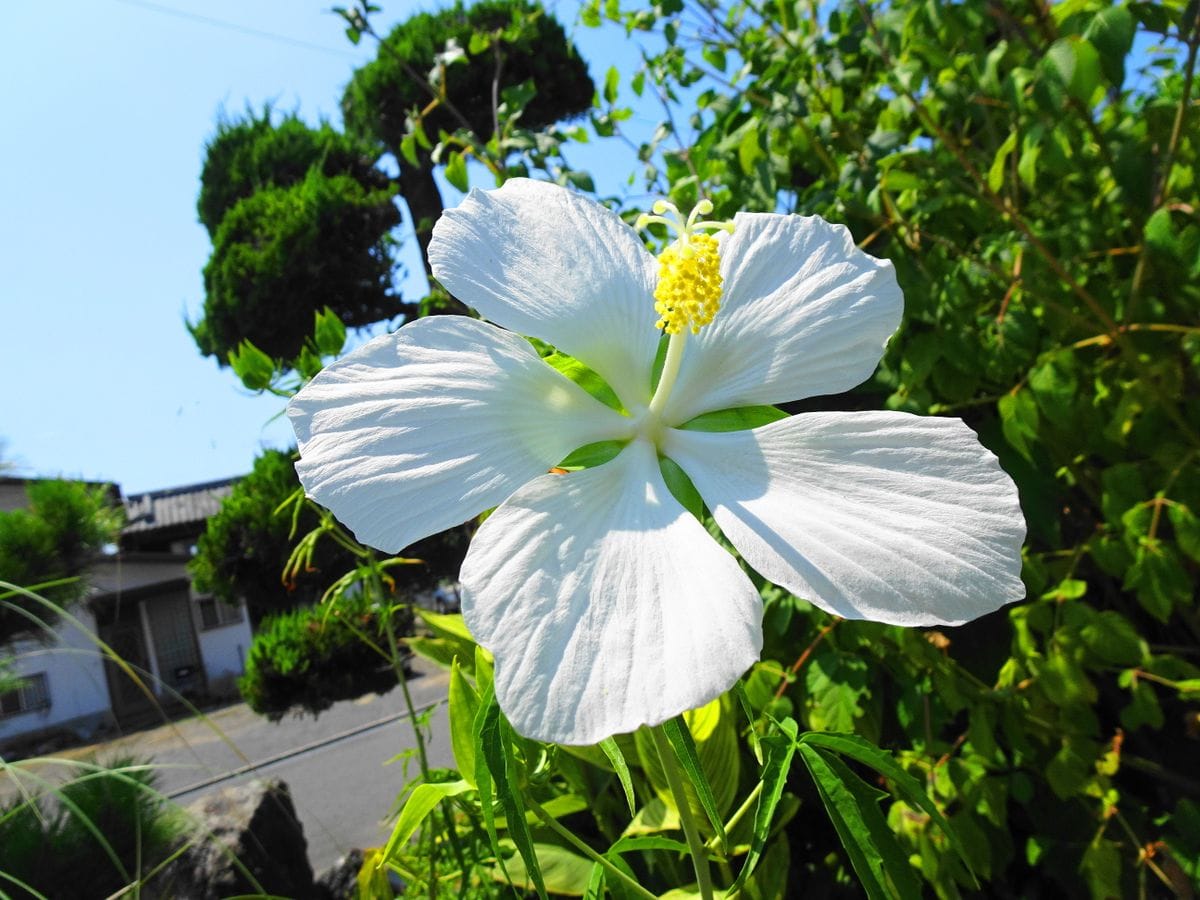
[[0, 672, 50, 718]]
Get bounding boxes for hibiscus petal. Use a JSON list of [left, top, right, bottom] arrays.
[[662, 213, 903, 424], [460, 439, 762, 745], [429, 179, 661, 410], [665, 412, 1026, 625], [288, 316, 628, 554]]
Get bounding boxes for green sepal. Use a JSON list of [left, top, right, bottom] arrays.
[[659, 456, 704, 521], [677, 405, 789, 432], [559, 440, 627, 470], [542, 350, 625, 412]]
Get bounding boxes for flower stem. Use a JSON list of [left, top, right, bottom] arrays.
[[648, 331, 687, 417], [526, 798, 659, 900], [649, 724, 715, 900]]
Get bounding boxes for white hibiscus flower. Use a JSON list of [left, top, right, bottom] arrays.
[[287, 178, 1026, 746]]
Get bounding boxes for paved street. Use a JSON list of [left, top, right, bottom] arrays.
[[2, 659, 455, 871]]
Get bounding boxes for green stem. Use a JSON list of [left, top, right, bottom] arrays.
[[649, 724, 715, 900], [526, 798, 659, 900]]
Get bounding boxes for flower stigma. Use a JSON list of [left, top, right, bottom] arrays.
[[637, 198, 734, 421]]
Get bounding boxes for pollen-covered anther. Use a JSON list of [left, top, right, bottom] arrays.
[[654, 233, 724, 335]]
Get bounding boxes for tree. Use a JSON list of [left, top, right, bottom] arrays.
[[0, 480, 123, 642], [189, 0, 594, 365], [190, 112, 405, 363]]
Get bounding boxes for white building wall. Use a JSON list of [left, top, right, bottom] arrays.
[[0, 606, 113, 744], [193, 599, 251, 699]]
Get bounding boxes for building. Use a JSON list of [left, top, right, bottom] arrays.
[[0, 477, 252, 749]]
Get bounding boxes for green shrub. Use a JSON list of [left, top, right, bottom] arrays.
[[341, 0, 594, 153], [190, 448, 357, 624], [191, 167, 402, 363], [0, 480, 122, 641], [238, 590, 414, 721], [0, 757, 182, 899], [197, 107, 387, 236]]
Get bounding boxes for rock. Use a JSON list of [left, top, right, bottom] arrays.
[[315, 848, 364, 900], [151, 778, 318, 899]]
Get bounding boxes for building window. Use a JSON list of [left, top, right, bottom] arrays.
[[0, 672, 51, 718], [197, 597, 244, 631]]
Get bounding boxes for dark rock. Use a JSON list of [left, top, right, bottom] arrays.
[[315, 848, 364, 900], [151, 778, 318, 899]]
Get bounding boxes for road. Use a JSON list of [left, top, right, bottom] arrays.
[[2, 659, 455, 872]]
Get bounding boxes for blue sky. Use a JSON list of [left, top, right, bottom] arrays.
[[0, 0, 651, 494]]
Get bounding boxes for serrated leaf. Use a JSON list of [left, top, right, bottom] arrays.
[[661, 715, 728, 848], [730, 717, 798, 892], [677, 405, 789, 432], [798, 731, 976, 882], [798, 744, 923, 900], [477, 696, 547, 899]]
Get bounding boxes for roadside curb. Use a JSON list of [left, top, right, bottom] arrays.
[[166, 692, 447, 800]]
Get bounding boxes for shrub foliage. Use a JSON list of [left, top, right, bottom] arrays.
[[237, 590, 413, 721]]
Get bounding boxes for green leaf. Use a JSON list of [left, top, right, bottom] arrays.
[[701, 44, 727, 71], [477, 696, 548, 899], [798, 731, 976, 882], [999, 389, 1040, 460], [738, 128, 764, 174], [228, 340, 275, 391], [804, 647, 870, 732], [988, 131, 1017, 193], [1084, 4, 1134, 87], [608, 834, 691, 854], [797, 744, 923, 900], [659, 456, 704, 521], [660, 715, 727, 847], [449, 657, 481, 786], [600, 737, 637, 817], [604, 65, 620, 104], [381, 778, 472, 863], [730, 718, 798, 892], [494, 843, 594, 897], [400, 133, 419, 168], [1167, 505, 1200, 561], [1018, 126, 1043, 190], [1144, 208, 1179, 257], [312, 306, 346, 356], [677, 405, 789, 432], [1045, 37, 1102, 106], [444, 150, 469, 192], [1124, 543, 1190, 621], [1079, 611, 1146, 666]]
